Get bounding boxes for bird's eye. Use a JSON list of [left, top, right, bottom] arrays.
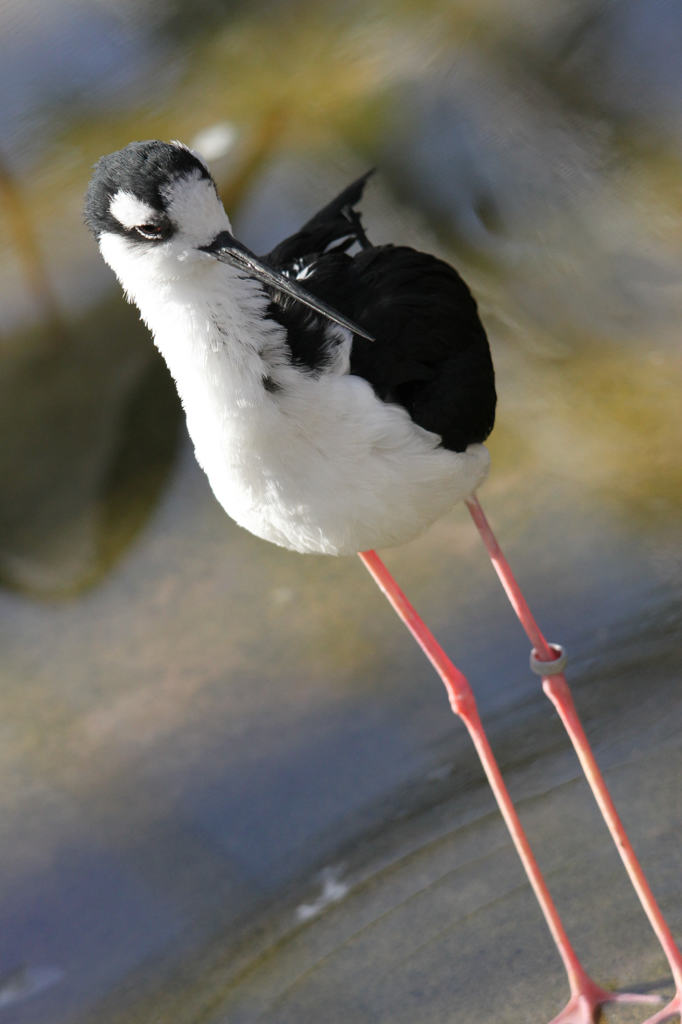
[[133, 223, 165, 241]]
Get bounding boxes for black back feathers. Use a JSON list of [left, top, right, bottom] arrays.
[[263, 175, 496, 451]]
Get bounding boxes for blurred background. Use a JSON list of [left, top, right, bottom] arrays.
[[1, 0, 681, 1021]]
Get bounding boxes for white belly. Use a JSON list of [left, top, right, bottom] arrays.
[[186, 370, 489, 555]]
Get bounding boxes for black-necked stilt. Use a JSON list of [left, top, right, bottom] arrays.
[[85, 140, 680, 1024], [84, 141, 495, 555]]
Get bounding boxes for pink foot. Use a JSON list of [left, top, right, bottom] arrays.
[[640, 991, 682, 1024], [547, 980, 662, 1024]]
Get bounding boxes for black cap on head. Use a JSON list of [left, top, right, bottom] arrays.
[[84, 140, 212, 238]]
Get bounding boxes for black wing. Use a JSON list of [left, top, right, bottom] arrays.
[[265, 170, 374, 272], [262, 175, 496, 451], [344, 246, 496, 451]]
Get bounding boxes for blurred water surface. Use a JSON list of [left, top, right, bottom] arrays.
[[1, 1, 681, 1021]]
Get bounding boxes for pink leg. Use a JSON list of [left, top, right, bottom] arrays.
[[358, 549, 660, 1023], [466, 493, 682, 1020]]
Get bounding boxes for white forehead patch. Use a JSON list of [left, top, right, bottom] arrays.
[[109, 190, 156, 229]]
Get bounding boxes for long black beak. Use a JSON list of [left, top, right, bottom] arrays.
[[200, 231, 374, 341]]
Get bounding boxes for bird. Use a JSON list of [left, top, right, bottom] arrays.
[[84, 142, 681, 1024], [84, 140, 496, 556]]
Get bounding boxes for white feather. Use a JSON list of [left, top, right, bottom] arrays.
[[109, 191, 156, 230]]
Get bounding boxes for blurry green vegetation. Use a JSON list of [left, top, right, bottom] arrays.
[[0, 300, 181, 597], [1, 0, 679, 596], [1, 0, 680, 597]]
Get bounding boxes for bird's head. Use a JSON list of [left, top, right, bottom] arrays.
[[85, 140, 374, 339], [84, 140, 231, 289]]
